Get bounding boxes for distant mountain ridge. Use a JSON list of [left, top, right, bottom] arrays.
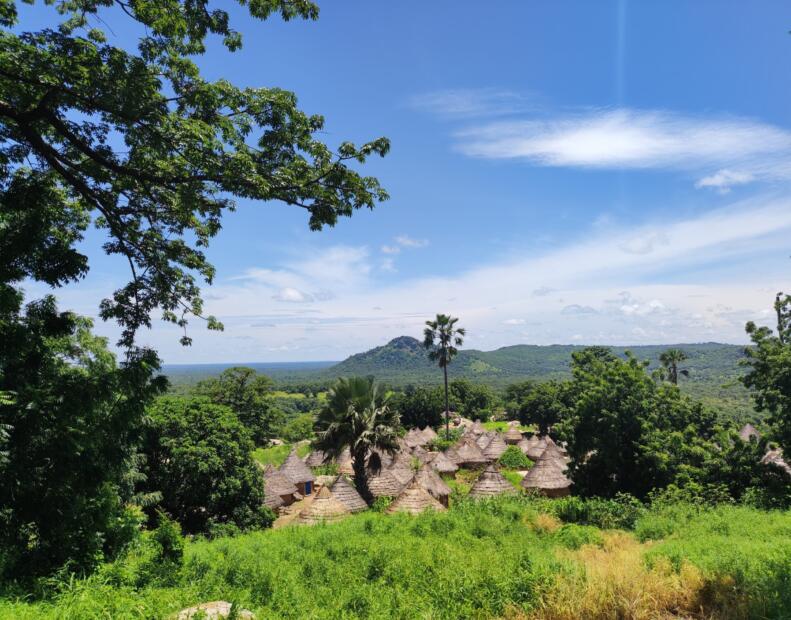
[[326, 336, 748, 385]]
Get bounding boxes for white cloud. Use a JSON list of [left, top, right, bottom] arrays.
[[380, 258, 397, 273], [454, 108, 791, 189], [503, 318, 526, 325], [46, 197, 791, 362], [381, 244, 401, 255], [272, 287, 313, 303], [394, 235, 429, 248], [408, 88, 531, 118], [619, 231, 669, 255]]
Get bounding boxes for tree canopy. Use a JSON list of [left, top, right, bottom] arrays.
[[0, 0, 389, 346]]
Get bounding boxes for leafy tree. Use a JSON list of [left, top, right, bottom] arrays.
[[0, 297, 164, 579], [140, 396, 273, 535], [499, 445, 531, 469], [449, 379, 497, 421], [659, 348, 689, 384], [514, 380, 571, 435], [561, 348, 718, 499], [278, 413, 315, 443], [313, 376, 400, 504], [195, 367, 283, 445], [505, 380, 535, 415], [423, 314, 465, 439], [0, 0, 389, 348], [391, 385, 447, 429], [743, 293, 791, 456]]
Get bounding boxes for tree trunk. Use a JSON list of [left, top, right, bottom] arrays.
[[443, 364, 450, 440], [351, 447, 374, 505]]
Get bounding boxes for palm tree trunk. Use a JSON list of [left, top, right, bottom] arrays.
[[352, 447, 374, 505], [443, 364, 450, 440]]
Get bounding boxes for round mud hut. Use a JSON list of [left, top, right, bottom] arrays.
[[521, 445, 572, 498], [330, 475, 368, 513], [386, 478, 447, 515], [415, 464, 451, 507], [297, 486, 351, 525], [280, 448, 316, 495], [469, 463, 517, 499]]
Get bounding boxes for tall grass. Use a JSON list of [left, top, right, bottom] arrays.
[[251, 442, 310, 467], [2, 498, 790, 619]]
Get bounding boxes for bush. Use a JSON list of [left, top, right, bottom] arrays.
[[553, 524, 603, 549], [499, 445, 532, 469], [551, 493, 644, 530]]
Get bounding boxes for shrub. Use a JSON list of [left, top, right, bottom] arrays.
[[551, 493, 644, 530], [499, 445, 532, 469], [553, 523, 603, 549]]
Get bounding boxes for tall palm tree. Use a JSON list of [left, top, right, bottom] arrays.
[[659, 348, 689, 384], [313, 376, 400, 504], [423, 314, 465, 440]]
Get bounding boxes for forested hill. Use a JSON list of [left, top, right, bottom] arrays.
[[326, 336, 747, 385]]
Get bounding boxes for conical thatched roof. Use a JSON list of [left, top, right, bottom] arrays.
[[522, 445, 572, 494], [411, 444, 432, 464], [330, 475, 368, 513], [337, 447, 354, 476], [517, 437, 531, 455], [469, 463, 517, 498], [455, 437, 488, 466], [526, 435, 548, 461], [471, 419, 484, 436], [483, 433, 508, 461], [430, 450, 458, 474], [420, 426, 438, 443], [386, 477, 446, 515], [305, 449, 329, 468], [264, 468, 297, 508], [444, 445, 462, 465], [416, 464, 451, 502], [761, 448, 791, 476], [738, 423, 761, 442], [404, 427, 426, 448], [504, 426, 523, 444], [280, 448, 316, 484], [297, 486, 351, 524], [476, 431, 494, 450], [367, 468, 405, 498]]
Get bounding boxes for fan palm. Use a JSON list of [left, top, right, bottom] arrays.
[[313, 376, 400, 504], [659, 348, 689, 384], [423, 314, 465, 440]]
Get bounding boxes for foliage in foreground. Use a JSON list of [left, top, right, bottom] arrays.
[[2, 498, 790, 619]]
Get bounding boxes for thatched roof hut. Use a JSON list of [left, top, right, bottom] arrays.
[[476, 431, 494, 450], [411, 444, 432, 464], [386, 477, 446, 515], [304, 449, 329, 468], [444, 445, 461, 465], [525, 435, 548, 461], [482, 433, 508, 461], [471, 419, 484, 435], [263, 465, 298, 509], [429, 450, 458, 474], [739, 423, 761, 442], [516, 436, 531, 455], [504, 425, 524, 445], [761, 448, 791, 476], [404, 427, 426, 448], [469, 463, 517, 499], [455, 437, 488, 468], [521, 445, 572, 497], [297, 486, 351, 525], [416, 464, 451, 507], [367, 469, 405, 498], [421, 426, 438, 443], [280, 448, 316, 495], [330, 475, 368, 513]]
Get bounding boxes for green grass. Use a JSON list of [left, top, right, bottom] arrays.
[[3, 500, 791, 619], [251, 442, 310, 467], [483, 421, 532, 432]]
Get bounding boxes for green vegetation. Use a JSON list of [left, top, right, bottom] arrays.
[[2, 497, 790, 619], [314, 377, 400, 503], [499, 445, 533, 470], [423, 313, 466, 439], [252, 443, 311, 467]]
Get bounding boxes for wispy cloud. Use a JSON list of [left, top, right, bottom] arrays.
[[394, 235, 429, 248], [408, 88, 532, 118], [454, 108, 791, 191]]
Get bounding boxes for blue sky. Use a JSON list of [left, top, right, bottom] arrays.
[[21, 1, 791, 362]]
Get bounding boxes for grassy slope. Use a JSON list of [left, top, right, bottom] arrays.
[[252, 443, 310, 467], [4, 500, 789, 619]]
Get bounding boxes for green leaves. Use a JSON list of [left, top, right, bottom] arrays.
[[1, 0, 388, 347]]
